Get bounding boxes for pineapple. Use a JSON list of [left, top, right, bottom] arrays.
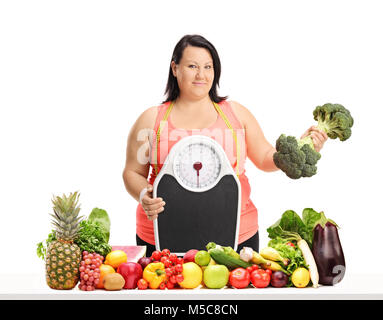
[[45, 191, 83, 290]]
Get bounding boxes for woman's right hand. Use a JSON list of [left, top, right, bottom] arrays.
[[140, 184, 166, 221]]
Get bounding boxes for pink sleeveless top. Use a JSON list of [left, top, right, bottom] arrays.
[[136, 100, 259, 245]]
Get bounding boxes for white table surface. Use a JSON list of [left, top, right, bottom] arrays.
[[1, 273, 382, 300]]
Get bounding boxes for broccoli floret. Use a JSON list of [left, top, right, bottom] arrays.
[[273, 134, 320, 179], [313, 103, 354, 141], [299, 139, 321, 165], [273, 103, 353, 179]]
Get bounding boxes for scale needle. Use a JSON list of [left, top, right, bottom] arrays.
[[193, 161, 203, 188]]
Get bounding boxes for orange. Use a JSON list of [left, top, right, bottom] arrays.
[[96, 264, 116, 289], [104, 250, 128, 269]]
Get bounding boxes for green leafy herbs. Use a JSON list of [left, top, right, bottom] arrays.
[[37, 207, 112, 259], [75, 220, 111, 257], [36, 230, 56, 259], [267, 208, 322, 248]]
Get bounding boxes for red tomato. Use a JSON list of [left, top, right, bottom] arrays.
[[151, 250, 161, 261], [165, 268, 173, 277], [166, 281, 175, 289], [265, 269, 272, 276], [160, 256, 169, 264], [175, 264, 183, 273], [246, 264, 259, 274], [229, 268, 251, 289], [137, 278, 148, 290], [161, 249, 171, 256], [286, 242, 295, 248], [250, 269, 271, 288], [169, 275, 177, 284], [175, 274, 184, 283], [251, 264, 259, 271], [169, 253, 178, 263], [163, 259, 172, 268]]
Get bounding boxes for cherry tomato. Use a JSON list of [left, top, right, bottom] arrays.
[[250, 269, 271, 288], [229, 268, 251, 289], [161, 249, 171, 257], [175, 274, 184, 283], [164, 259, 172, 268], [286, 242, 295, 248], [137, 278, 148, 290], [166, 281, 175, 289], [169, 275, 177, 284], [176, 257, 184, 265], [160, 256, 169, 264], [159, 282, 166, 290], [175, 264, 183, 273], [169, 253, 178, 263], [170, 266, 176, 275], [151, 250, 161, 261], [165, 268, 173, 277]]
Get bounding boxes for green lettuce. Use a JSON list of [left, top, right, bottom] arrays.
[[88, 208, 111, 242], [268, 237, 307, 274], [267, 208, 321, 248]]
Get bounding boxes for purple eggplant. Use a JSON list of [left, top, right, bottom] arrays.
[[312, 213, 345, 285]]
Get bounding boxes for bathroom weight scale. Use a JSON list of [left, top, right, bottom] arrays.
[[153, 135, 241, 255]]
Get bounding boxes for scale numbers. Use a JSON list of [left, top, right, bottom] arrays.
[[174, 142, 222, 190]]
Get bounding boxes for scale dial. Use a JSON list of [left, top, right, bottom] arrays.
[[173, 142, 222, 191]]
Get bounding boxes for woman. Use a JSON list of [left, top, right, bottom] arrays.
[[122, 34, 327, 256]]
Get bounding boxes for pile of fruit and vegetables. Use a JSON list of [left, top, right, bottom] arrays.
[[37, 191, 345, 291]]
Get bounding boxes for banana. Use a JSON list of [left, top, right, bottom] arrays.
[[260, 247, 290, 266]]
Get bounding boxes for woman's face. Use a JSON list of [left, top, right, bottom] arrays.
[[171, 46, 214, 100]]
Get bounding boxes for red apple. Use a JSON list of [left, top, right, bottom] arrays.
[[117, 262, 143, 289], [183, 249, 199, 263]]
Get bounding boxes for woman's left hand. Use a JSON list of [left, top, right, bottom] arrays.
[[301, 126, 328, 152]]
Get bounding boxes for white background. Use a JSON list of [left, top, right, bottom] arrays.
[[0, 0, 382, 277]]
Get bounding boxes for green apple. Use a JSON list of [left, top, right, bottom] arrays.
[[203, 265, 229, 289]]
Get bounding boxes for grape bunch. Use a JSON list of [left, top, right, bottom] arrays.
[[78, 251, 104, 291], [150, 249, 184, 290]]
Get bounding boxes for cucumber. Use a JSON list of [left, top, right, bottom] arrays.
[[208, 248, 252, 270]]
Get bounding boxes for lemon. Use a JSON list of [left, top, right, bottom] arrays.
[[104, 250, 128, 269], [179, 262, 203, 289], [291, 267, 310, 288]]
